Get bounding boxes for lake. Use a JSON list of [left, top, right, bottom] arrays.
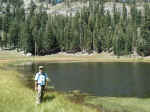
[[16, 62, 150, 97]]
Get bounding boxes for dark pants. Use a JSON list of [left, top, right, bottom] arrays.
[[37, 85, 45, 104]]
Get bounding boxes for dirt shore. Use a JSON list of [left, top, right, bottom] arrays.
[[1, 50, 150, 63]]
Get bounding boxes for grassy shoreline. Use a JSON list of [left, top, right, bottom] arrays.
[[1, 51, 150, 112], [0, 63, 99, 112], [0, 54, 150, 64], [1, 50, 150, 63]]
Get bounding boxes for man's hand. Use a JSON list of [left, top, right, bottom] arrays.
[[46, 81, 48, 87], [35, 81, 38, 91]]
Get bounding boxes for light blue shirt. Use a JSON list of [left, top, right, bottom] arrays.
[[35, 72, 48, 86]]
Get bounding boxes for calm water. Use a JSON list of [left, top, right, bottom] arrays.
[[16, 62, 150, 97]]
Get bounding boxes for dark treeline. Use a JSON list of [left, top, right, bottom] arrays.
[[0, 0, 150, 56]]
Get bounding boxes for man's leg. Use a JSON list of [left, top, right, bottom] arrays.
[[37, 85, 42, 104], [41, 86, 45, 102]]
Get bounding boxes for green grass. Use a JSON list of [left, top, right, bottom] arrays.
[[85, 96, 150, 112], [0, 70, 34, 112], [0, 65, 98, 112]]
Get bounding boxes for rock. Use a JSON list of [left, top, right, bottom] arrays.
[[26, 53, 32, 56], [22, 53, 26, 56], [20, 51, 25, 54]]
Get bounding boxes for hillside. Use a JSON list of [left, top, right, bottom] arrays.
[[1, 0, 150, 56], [23, 0, 145, 16]]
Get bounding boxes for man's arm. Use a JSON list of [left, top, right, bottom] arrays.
[[34, 73, 39, 91], [45, 73, 49, 87], [35, 80, 38, 91]]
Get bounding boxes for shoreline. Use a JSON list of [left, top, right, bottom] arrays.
[[1, 50, 150, 63]]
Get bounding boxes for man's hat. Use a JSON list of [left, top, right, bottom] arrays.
[[39, 66, 44, 69]]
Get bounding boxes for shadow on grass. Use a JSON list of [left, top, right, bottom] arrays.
[[43, 95, 55, 102]]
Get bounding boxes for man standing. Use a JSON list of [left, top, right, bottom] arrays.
[[35, 66, 49, 104]]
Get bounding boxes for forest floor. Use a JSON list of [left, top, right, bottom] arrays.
[[0, 50, 150, 112]]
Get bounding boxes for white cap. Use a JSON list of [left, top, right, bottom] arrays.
[[39, 66, 44, 69]]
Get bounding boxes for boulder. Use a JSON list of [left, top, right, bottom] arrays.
[[26, 53, 32, 56]]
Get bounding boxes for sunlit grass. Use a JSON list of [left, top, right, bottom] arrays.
[[0, 69, 34, 112], [85, 96, 150, 112], [0, 64, 97, 112]]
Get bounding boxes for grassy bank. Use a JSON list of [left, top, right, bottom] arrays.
[[0, 64, 98, 112], [85, 96, 150, 112], [0, 69, 34, 112], [1, 51, 150, 112]]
